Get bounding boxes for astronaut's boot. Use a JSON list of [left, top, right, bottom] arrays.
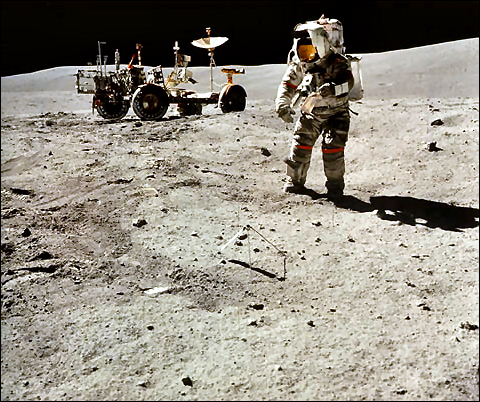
[[323, 149, 345, 199], [283, 157, 310, 194]]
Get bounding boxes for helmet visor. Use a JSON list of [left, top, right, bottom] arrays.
[[298, 44, 317, 62]]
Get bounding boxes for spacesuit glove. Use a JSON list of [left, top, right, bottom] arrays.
[[278, 107, 295, 123], [319, 83, 334, 97]]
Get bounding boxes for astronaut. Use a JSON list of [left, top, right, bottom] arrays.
[[275, 16, 354, 198]]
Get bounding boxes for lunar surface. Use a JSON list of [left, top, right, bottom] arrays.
[[1, 38, 479, 400]]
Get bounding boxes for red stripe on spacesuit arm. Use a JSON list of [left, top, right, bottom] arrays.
[[322, 147, 344, 153], [283, 81, 297, 89]]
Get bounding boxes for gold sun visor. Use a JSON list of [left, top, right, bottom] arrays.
[[298, 44, 317, 62]]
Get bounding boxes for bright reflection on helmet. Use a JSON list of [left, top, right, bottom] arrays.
[[298, 44, 317, 62], [308, 27, 331, 58]]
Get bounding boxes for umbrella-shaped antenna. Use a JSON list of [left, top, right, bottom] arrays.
[[192, 27, 229, 92]]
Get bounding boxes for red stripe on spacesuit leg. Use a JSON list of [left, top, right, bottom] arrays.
[[283, 81, 297, 89], [322, 147, 344, 153], [297, 145, 313, 150]]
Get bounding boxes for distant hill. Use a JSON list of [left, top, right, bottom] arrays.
[[1, 39, 478, 99]]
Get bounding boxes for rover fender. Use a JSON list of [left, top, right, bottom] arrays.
[[218, 84, 247, 113]]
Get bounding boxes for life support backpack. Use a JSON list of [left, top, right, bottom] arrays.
[[346, 55, 364, 101]]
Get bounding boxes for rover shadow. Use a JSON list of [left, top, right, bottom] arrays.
[[369, 196, 479, 232]]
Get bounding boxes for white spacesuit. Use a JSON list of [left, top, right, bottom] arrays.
[[275, 16, 354, 197]]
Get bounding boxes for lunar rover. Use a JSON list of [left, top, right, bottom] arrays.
[[75, 28, 247, 120]]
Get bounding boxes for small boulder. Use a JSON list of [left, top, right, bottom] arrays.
[[427, 141, 442, 152], [261, 147, 271, 157], [181, 377, 193, 386], [133, 219, 148, 228]]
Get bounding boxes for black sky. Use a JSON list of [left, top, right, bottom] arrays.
[[1, 0, 479, 76]]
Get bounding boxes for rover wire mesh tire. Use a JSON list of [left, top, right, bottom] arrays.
[[96, 98, 130, 120], [132, 84, 170, 120], [219, 84, 247, 113]]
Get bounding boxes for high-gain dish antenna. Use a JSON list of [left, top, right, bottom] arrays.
[[191, 27, 229, 91]]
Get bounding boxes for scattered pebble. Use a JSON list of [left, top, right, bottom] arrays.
[[307, 320, 315, 327], [430, 118, 444, 126], [376, 209, 387, 218], [460, 321, 479, 330], [182, 377, 193, 386], [133, 219, 147, 228], [427, 141, 442, 152], [248, 303, 264, 310], [260, 147, 271, 156], [21, 227, 31, 237]]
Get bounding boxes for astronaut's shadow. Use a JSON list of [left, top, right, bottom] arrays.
[[303, 189, 479, 232], [369, 196, 479, 232], [303, 188, 374, 212]]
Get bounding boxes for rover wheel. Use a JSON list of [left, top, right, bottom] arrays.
[[132, 85, 170, 120], [177, 102, 203, 116], [219, 84, 247, 113], [95, 97, 130, 120]]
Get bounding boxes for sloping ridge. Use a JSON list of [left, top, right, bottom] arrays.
[[360, 38, 479, 98], [1, 38, 478, 99]]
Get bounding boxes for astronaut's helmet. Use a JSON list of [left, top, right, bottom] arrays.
[[293, 15, 345, 58], [318, 16, 345, 53]]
